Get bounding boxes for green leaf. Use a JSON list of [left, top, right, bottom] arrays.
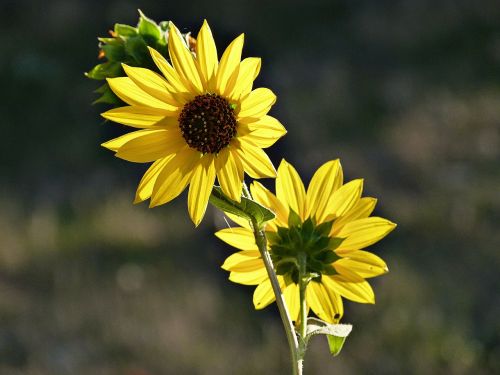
[[124, 35, 149, 65], [102, 44, 126, 62], [85, 61, 122, 80], [304, 317, 352, 356], [92, 84, 121, 105], [327, 335, 348, 357], [114, 23, 138, 37], [138, 10, 161, 42], [209, 186, 275, 227]]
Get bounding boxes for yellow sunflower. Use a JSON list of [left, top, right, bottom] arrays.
[[101, 20, 286, 225], [216, 159, 396, 323]]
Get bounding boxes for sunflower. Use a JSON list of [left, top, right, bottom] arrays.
[[101, 20, 286, 225], [216, 159, 396, 323]]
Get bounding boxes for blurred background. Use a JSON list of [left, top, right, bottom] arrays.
[[1, 0, 499, 374]]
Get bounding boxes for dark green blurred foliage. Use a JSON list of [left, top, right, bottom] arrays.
[[1, 1, 499, 374]]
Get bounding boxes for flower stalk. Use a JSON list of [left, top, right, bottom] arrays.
[[251, 216, 302, 375]]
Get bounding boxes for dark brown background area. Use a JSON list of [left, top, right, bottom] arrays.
[[1, 0, 499, 374]]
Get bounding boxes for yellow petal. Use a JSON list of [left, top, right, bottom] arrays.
[[323, 273, 375, 304], [229, 57, 261, 100], [224, 212, 252, 230], [250, 181, 288, 227], [253, 280, 276, 310], [335, 250, 388, 278], [324, 179, 363, 220], [238, 115, 286, 148], [107, 77, 172, 109], [115, 128, 185, 163], [306, 159, 343, 221], [331, 197, 377, 235], [101, 130, 146, 152], [134, 155, 174, 203], [238, 87, 276, 119], [150, 146, 200, 207], [216, 34, 244, 96], [221, 250, 260, 270], [306, 281, 343, 323], [101, 106, 170, 128], [187, 155, 216, 226], [276, 160, 307, 220], [229, 267, 268, 285], [236, 140, 276, 178], [336, 217, 397, 251], [122, 64, 181, 108], [168, 23, 204, 94], [148, 46, 190, 95], [215, 227, 257, 251], [215, 148, 243, 202], [283, 282, 301, 322], [196, 20, 218, 90]]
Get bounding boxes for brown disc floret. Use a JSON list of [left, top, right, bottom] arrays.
[[179, 93, 238, 154]]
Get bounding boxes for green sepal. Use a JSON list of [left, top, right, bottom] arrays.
[[124, 35, 149, 65], [101, 44, 126, 62], [85, 61, 122, 80], [328, 236, 345, 250], [138, 9, 162, 43], [92, 84, 121, 105], [209, 186, 275, 227], [288, 208, 301, 228], [304, 317, 352, 357], [315, 220, 334, 236], [114, 23, 138, 37]]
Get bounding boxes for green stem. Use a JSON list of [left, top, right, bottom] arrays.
[[298, 252, 308, 363], [251, 217, 301, 375]]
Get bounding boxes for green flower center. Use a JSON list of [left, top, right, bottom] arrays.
[[267, 210, 344, 284], [179, 93, 238, 154]]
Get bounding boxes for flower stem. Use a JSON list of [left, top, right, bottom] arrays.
[[298, 252, 308, 365], [251, 217, 301, 375]]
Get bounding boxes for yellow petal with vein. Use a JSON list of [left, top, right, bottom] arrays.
[[306, 159, 343, 220], [253, 280, 276, 310], [134, 155, 174, 203], [115, 129, 185, 163], [168, 23, 204, 94], [148, 46, 189, 95], [250, 181, 288, 227], [107, 77, 172, 109], [101, 106, 169, 128], [216, 34, 244, 96], [239, 115, 286, 148], [150, 147, 200, 207], [276, 160, 306, 219], [122, 64, 181, 108], [335, 250, 388, 278], [238, 87, 276, 119], [283, 282, 300, 322], [221, 250, 260, 270], [324, 179, 363, 220], [237, 140, 276, 178], [196, 20, 218, 90], [229, 57, 261, 100], [323, 273, 375, 304], [215, 227, 257, 251], [188, 155, 216, 226], [101, 130, 147, 152], [335, 217, 397, 251], [331, 197, 377, 235], [215, 148, 243, 202], [229, 267, 268, 285], [306, 281, 343, 323]]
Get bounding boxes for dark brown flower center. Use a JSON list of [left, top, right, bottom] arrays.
[[179, 93, 237, 154]]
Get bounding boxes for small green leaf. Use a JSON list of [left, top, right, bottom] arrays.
[[114, 23, 138, 37], [92, 84, 121, 105], [305, 317, 352, 357], [138, 10, 161, 42], [102, 44, 126, 62], [124, 35, 149, 65], [85, 61, 122, 80], [327, 335, 348, 357], [209, 186, 275, 227]]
